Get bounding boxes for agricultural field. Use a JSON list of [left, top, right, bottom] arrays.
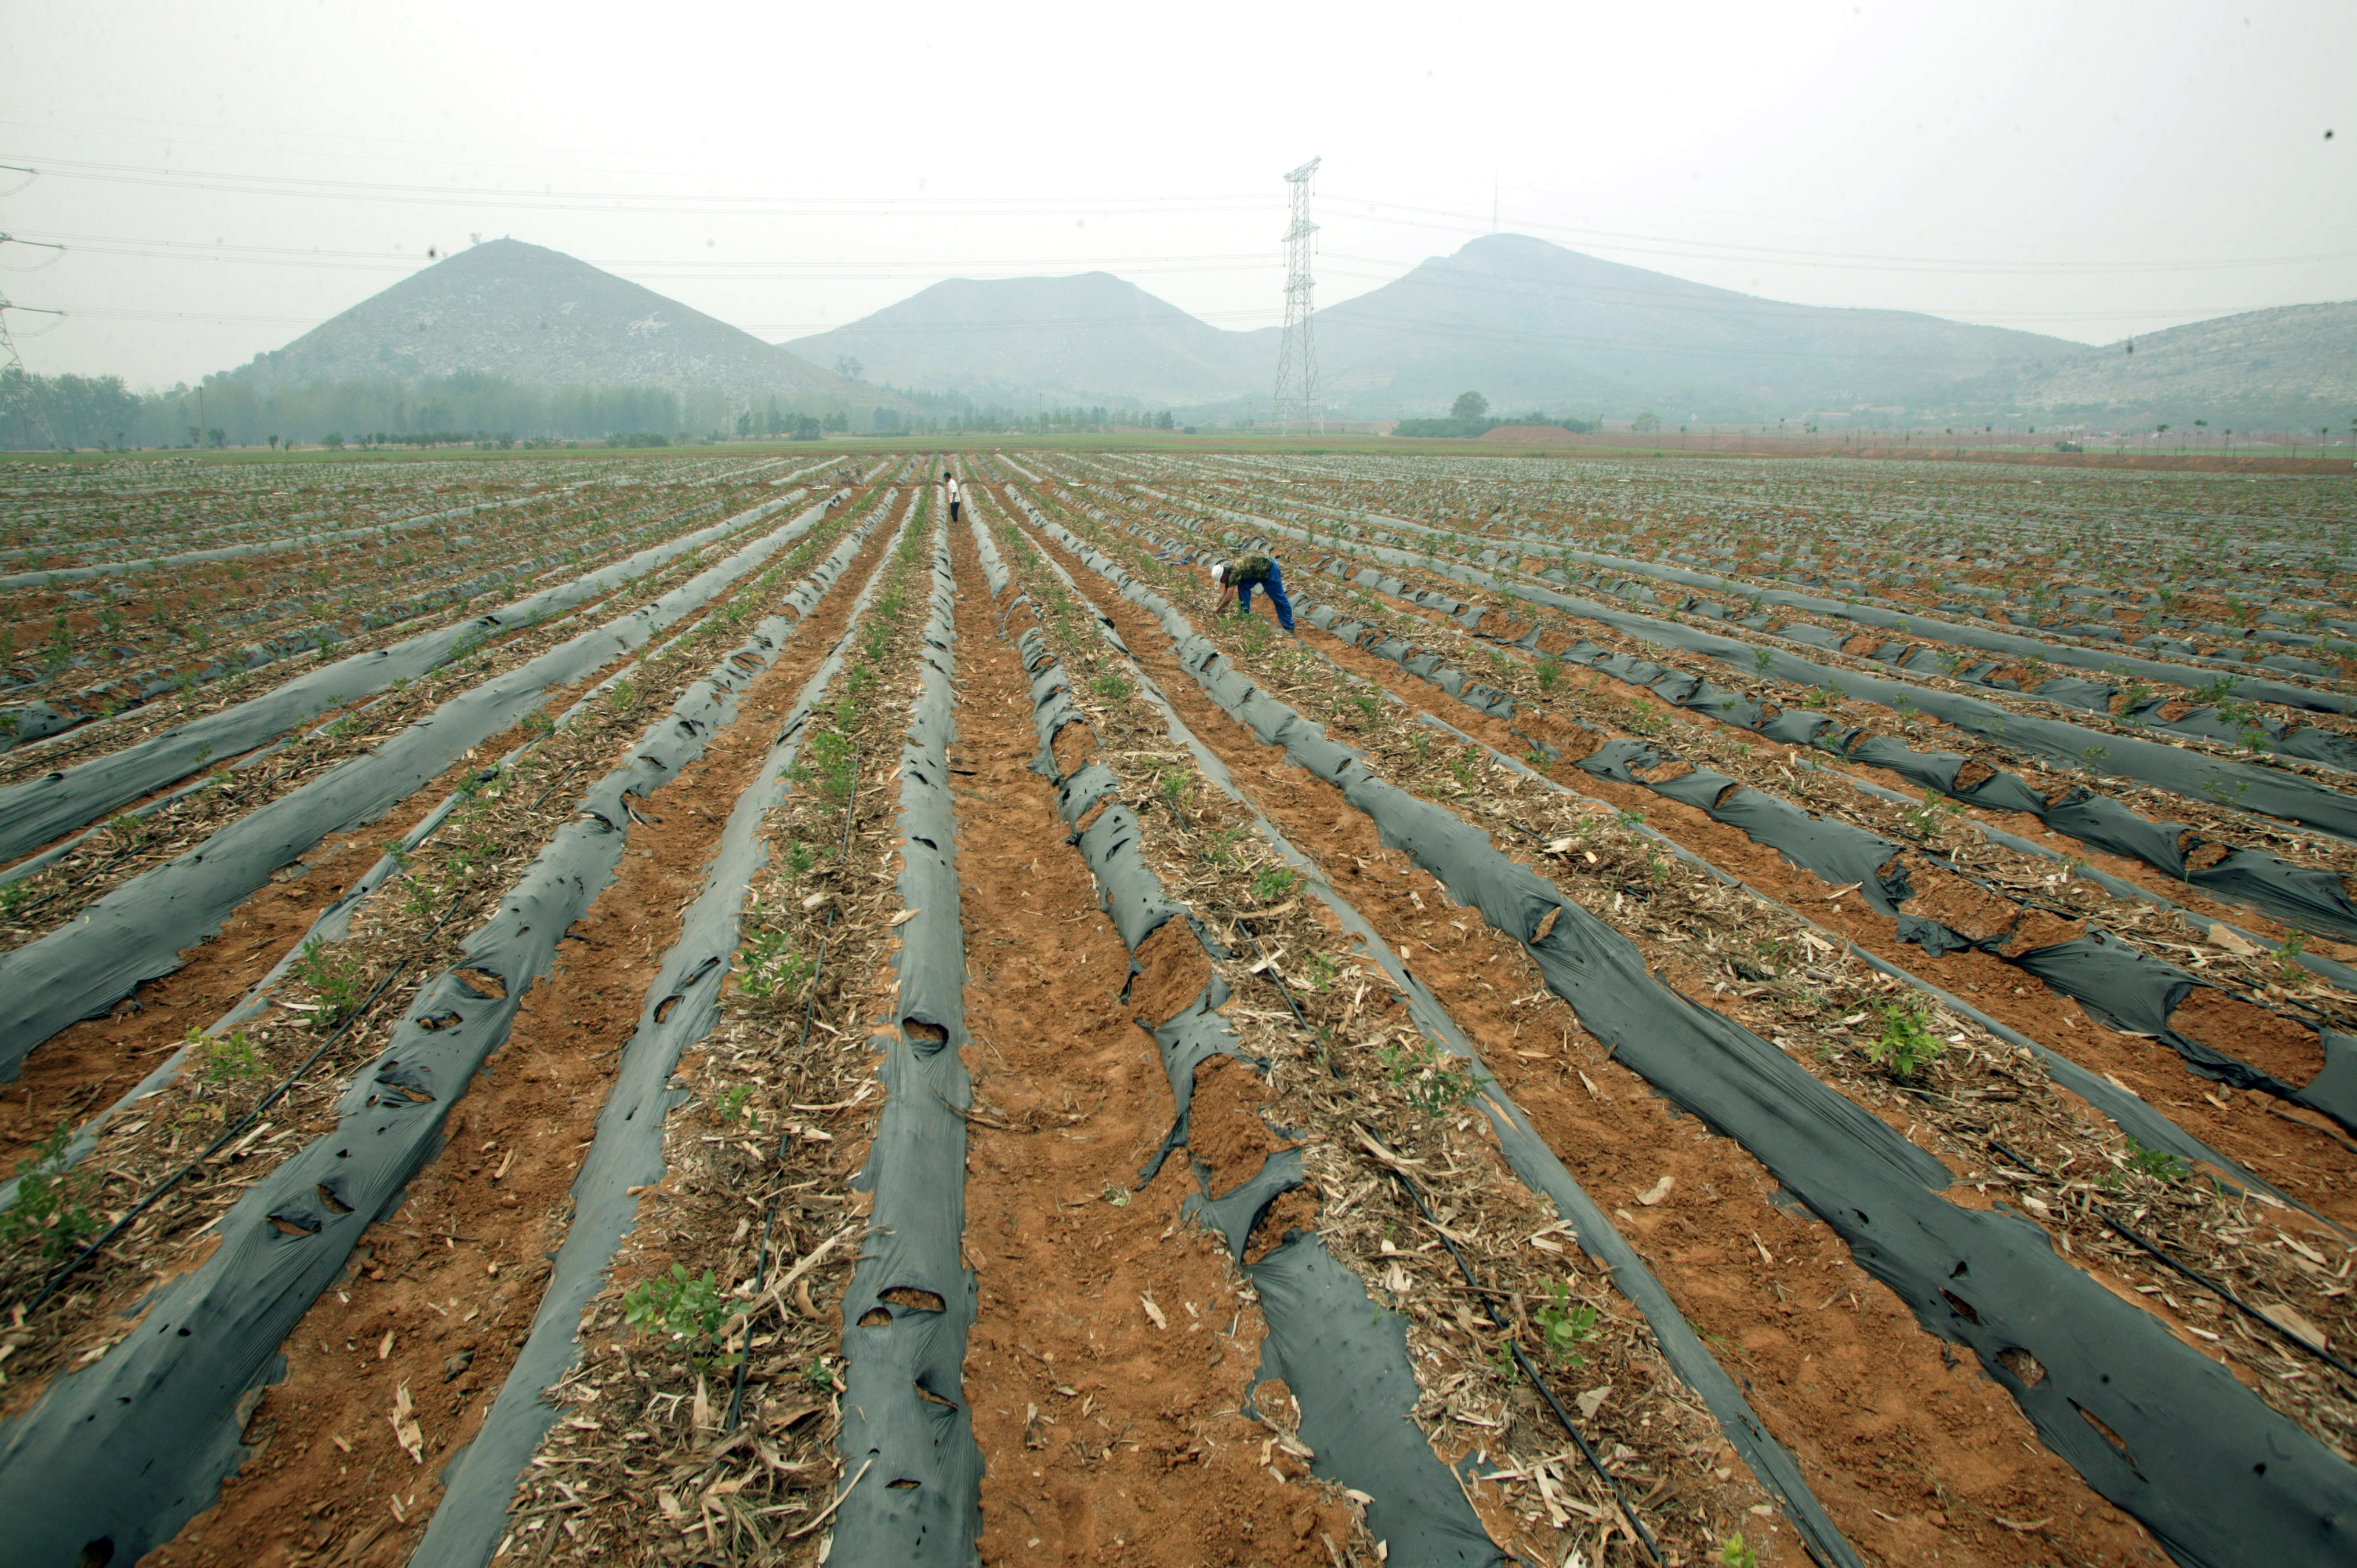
[[0, 445, 2351, 1568]]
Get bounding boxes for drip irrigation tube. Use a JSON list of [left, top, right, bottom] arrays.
[[1034, 512, 2357, 1568]]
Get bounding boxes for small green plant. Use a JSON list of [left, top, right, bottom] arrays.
[[717, 1083, 757, 1127], [2277, 927, 2308, 985], [622, 1263, 735, 1366], [786, 839, 816, 878], [1348, 691, 1383, 726], [1534, 656, 1562, 694], [292, 938, 368, 1025], [1449, 753, 1476, 790], [0, 1123, 100, 1261], [1720, 1530, 1760, 1568], [1089, 672, 1133, 702], [521, 709, 556, 740], [2080, 742, 2109, 773], [1100, 1185, 1132, 1208], [1865, 1000, 1944, 1081], [1615, 806, 1646, 831], [1375, 1035, 1490, 1116], [1252, 865, 1298, 902], [1626, 700, 1665, 735], [738, 921, 812, 1001], [1901, 790, 1951, 839], [611, 677, 639, 712], [2122, 1136, 2190, 1185], [1533, 1282, 1598, 1367], [196, 1025, 263, 1084]]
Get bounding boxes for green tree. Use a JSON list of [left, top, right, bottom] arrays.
[[1451, 390, 1490, 420]]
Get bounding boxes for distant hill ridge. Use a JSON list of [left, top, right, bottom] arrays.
[[215, 234, 2350, 430], [233, 238, 871, 406], [793, 233, 2350, 427]]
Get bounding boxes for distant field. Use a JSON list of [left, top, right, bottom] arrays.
[[1, 445, 2353, 1568]]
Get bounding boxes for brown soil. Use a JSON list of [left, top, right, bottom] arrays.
[[2169, 988, 2327, 1087], [2001, 910, 2090, 958], [1953, 760, 1999, 792], [946, 524, 1363, 1565], [1900, 863, 2022, 946], [1185, 1058, 1293, 1200], [1022, 511, 2156, 1568], [142, 507, 908, 1568], [1126, 915, 1212, 1030]]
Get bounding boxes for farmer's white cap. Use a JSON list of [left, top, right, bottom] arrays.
[[1210, 563, 1227, 586]]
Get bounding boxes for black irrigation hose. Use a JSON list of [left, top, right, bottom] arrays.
[[726, 674, 872, 1432], [1983, 1134, 2357, 1383], [1369, 1145, 1663, 1568], [1239, 925, 1310, 1030], [20, 888, 467, 1316]]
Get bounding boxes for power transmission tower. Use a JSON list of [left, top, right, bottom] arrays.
[[0, 232, 68, 450], [1272, 157, 1321, 435]]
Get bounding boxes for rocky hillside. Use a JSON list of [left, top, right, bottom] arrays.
[[1961, 301, 2357, 430], [233, 239, 872, 406], [788, 271, 1263, 408]]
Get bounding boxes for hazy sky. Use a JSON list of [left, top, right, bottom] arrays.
[[5, 0, 2351, 388]]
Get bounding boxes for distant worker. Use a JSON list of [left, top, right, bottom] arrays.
[[1211, 552, 1293, 632], [945, 471, 962, 522]]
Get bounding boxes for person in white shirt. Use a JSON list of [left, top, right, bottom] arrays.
[[945, 471, 962, 522]]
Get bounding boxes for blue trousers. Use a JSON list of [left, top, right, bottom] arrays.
[[1238, 564, 1293, 630]]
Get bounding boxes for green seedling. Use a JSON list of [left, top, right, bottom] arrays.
[[1375, 1035, 1491, 1117], [717, 1084, 756, 1126], [738, 923, 812, 1001], [2122, 1136, 2191, 1186], [195, 1025, 263, 1084], [1252, 866, 1298, 903], [292, 937, 368, 1025], [1534, 1282, 1598, 1368], [1901, 790, 1952, 839], [1615, 807, 1646, 831], [0, 1123, 100, 1262], [1349, 691, 1383, 726], [1101, 1185, 1132, 1208], [622, 1263, 735, 1367], [1535, 656, 1563, 694], [1866, 1000, 1945, 1082], [2276, 927, 2308, 985], [1720, 1531, 1760, 1568], [521, 709, 556, 740], [1089, 672, 1133, 702], [786, 839, 816, 878]]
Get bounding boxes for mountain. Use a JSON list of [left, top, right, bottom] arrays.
[[1297, 234, 2081, 421], [1957, 301, 2357, 430], [231, 238, 873, 406], [787, 272, 1263, 408], [788, 234, 2108, 422]]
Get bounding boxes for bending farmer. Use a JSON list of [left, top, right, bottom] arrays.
[[1212, 553, 1293, 631]]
